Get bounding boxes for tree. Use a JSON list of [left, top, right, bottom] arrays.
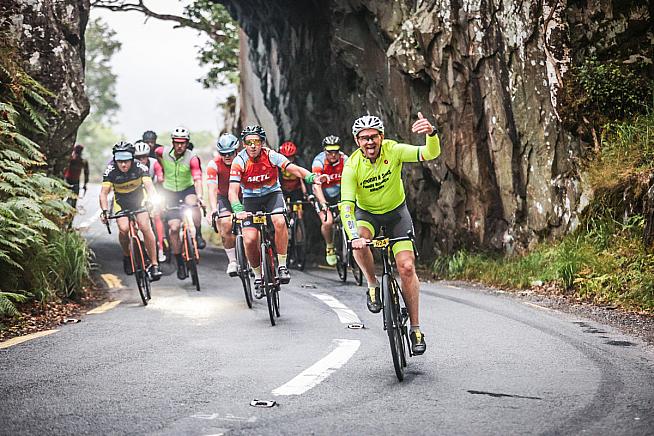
[[91, 0, 239, 88], [84, 17, 122, 123]]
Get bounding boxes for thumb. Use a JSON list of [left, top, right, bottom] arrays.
[[417, 112, 424, 119]]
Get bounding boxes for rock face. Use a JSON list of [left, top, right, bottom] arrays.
[[1, 0, 90, 175], [223, 0, 651, 256]]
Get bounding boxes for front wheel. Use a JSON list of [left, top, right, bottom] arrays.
[[294, 217, 306, 271], [131, 237, 149, 306], [382, 274, 405, 381], [185, 228, 200, 291], [236, 235, 252, 309], [262, 243, 276, 326], [335, 228, 347, 282]]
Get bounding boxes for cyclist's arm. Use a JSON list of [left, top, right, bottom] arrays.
[[190, 156, 203, 199], [313, 183, 327, 205], [339, 165, 359, 240], [311, 157, 327, 204], [207, 184, 218, 212], [391, 134, 441, 163], [99, 183, 112, 211], [153, 160, 164, 183], [143, 176, 156, 199]]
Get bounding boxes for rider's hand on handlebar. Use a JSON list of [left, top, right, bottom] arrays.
[[207, 209, 217, 226], [235, 211, 248, 220], [351, 237, 369, 250], [100, 209, 108, 225]]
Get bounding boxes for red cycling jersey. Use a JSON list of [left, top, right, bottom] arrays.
[[206, 154, 231, 196], [312, 151, 347, 188], [230, 148, 290, 197]]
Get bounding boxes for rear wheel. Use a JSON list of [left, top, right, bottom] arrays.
[[236, 235, 252, 309], [131, 238, 148, 306], [382, 274, 404, 381], [185, 228, 200, 291], [262, 243, 276, 326]]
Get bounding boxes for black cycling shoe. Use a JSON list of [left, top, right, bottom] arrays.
[[254, 278, 263, 299], [278, 266, 290, 284], [366, 286, 382, 313], [176, 262, 187, 280], [409, 330, 427, 355], [123, 256, 134, 276], [148, 264, 162, 282], [196, 233, 206, 250]]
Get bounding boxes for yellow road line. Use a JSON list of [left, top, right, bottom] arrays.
[[87, 300, 122, 314], [0, 330, 58, 349], [101, 273, 123, 289]]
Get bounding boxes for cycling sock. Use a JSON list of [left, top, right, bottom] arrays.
[[326, 242, 334, 249], [175, 253, 184, 264], [225, 247, 236, 263], [195, 225, 202, 236], [410, 325, 420, 333], [277, 254, 287, 267], [366, 278, 379, 289], [252, 265, 261, 277]]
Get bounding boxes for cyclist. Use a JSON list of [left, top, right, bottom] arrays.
[[278, 141, 309, 217], [228, 125, 326, 297], [142, 130, 161, 159], [155, 126, 205, 280], [207, 133, 240, 276], [134, 140, 166, 262], [340, 112, 440, 355], [99, 141, 162, 281], [311, 135, 348, 266], [63, 144, 89, 208]]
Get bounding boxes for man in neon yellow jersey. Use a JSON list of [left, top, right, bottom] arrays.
[[339, 112, 440, 355]]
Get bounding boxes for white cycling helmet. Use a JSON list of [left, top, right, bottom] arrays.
[[352, 115, 385, 137], [171, 126, 190, 141], [133, 140, 151, 156]]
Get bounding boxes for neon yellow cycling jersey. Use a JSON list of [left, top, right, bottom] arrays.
[[340, 134, 440, 239]]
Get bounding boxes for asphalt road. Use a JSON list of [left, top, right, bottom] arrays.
[[1, 185, 653, 435]]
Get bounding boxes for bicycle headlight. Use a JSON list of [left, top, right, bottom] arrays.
[[150, 194, 162, 206]]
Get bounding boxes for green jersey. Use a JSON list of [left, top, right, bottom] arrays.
[[340, 134, 440, 238]]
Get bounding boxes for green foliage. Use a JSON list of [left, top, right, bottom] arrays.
[[184, 0, 240, 88], [0, 36, 91, 318], [84, 17, 121, 123]]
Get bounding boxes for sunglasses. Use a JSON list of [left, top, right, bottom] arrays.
[[325, 149, 340, 154], [220, 151, 236, 157], [244, 139, 262, 146], [356, 133, 380, 143]]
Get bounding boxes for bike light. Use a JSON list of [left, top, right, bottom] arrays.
[[184, 208, 194, 221], [150, 194, 162, 206]]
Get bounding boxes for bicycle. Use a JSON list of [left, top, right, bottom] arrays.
[[166, 200, 205, 292], [325, 204, 363, 285], [211, 213, 254, 309], [285, 199, 306, 270], [361, 229, 417, 381], [247, 210, 288, 326], [105, 207, 152, 306]]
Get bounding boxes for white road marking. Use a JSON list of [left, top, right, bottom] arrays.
[[311, 293, 361, 324], [523, 302, 553, 312], [0, 330, 58, 349], [272, 339, 360, 396], [192, 413, 257, 423]]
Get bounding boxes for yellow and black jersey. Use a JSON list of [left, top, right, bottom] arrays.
[[102, 160, 151, 195]]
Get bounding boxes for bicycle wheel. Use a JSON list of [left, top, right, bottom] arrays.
[[236, 235, 253, 309], [262, 242, 276, 326], [294, 218, 306, 270], [382, 274, 405, 381], [335, 228, 347, 282], [185, 228, 200, 291], [131, 238, 148, 306]]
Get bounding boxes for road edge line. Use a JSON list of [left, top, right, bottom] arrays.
[[0, 329, 58, 349]]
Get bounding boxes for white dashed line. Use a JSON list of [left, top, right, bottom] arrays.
[[272, 339, 360, 396], [311, 293, 361, 324]]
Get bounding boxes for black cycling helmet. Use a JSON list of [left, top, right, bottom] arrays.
[[112, 141, 135, 161], [142, 130, 157, 141], [240, 125, 266, 141]]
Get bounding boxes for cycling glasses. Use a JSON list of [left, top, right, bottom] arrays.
[[356, 133, 381, 143], [244, 139, 262, 146], [220, 150, 237, 157]]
